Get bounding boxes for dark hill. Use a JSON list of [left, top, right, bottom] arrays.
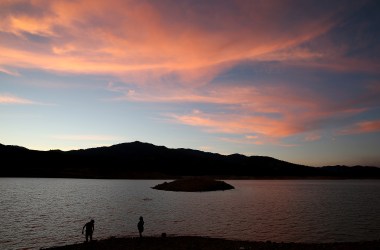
[[1, 141, 379, 179]]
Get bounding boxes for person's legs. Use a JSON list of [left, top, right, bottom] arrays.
[[89, 233, 92, 241], [85, 233, 89, 242]]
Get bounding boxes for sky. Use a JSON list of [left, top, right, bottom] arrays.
[[1, 0, 380, 167]]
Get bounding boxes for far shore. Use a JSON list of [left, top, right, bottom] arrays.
[[43, 235, 380, 250]]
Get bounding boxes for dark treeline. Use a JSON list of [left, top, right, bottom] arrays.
[[1, 141, 380, 179]]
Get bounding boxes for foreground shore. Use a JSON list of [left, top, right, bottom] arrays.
[[43, 236, 380, 250]]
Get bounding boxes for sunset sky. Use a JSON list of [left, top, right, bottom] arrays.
[[1, 0, 380, 167]]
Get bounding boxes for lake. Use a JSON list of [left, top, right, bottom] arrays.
[[0, 178, 379, 249]]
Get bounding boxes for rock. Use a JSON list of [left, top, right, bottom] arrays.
[[152, 177, 234, 192]]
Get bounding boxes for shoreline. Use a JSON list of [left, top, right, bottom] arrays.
[[43, 236, 380, 250]]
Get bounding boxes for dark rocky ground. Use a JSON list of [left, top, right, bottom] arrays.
[[43, 236, 380, 250]]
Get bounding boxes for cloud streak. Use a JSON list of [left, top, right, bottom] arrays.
[[0, 67, 20, 76], [339, 120, 380, 135], [0, 93, 37, 105]]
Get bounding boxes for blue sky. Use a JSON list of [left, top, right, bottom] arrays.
[[1, 0, 380, 167]]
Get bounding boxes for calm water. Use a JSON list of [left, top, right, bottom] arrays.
[[0, 178, 380, 249]]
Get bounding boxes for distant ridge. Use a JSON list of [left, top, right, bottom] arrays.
[[1, 141, 379, 179]]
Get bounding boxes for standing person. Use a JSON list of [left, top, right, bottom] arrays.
[[82, 219, 95, 242], [137, 216, 144, 238]]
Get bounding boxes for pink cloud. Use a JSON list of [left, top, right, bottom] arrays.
[[304, 133, 321, 142], [161, 82, 373, 142], [219, 136, 298, 147], [282, 57, 380, 74], [0, 93, 36, 105], [339, 120, 380, 135], [105, 69, 378, 142], [0, 67, 20, 76]]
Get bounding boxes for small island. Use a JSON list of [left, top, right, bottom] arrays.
[[152, 177, 234, 192]]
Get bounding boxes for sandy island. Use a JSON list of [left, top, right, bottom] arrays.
[[43, 236, 380, 250]]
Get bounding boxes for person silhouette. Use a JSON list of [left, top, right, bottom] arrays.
[[82, 219, 95, 242], [137, 216, 144, 238]]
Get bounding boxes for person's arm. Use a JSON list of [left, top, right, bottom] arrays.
[[82, 224, 85, 234]]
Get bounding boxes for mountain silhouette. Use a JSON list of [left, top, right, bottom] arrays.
[[1, 141, 379, 179]]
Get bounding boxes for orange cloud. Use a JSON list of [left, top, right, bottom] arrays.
[[0, 0, 340, 82], [170, 111, 300, 138]]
